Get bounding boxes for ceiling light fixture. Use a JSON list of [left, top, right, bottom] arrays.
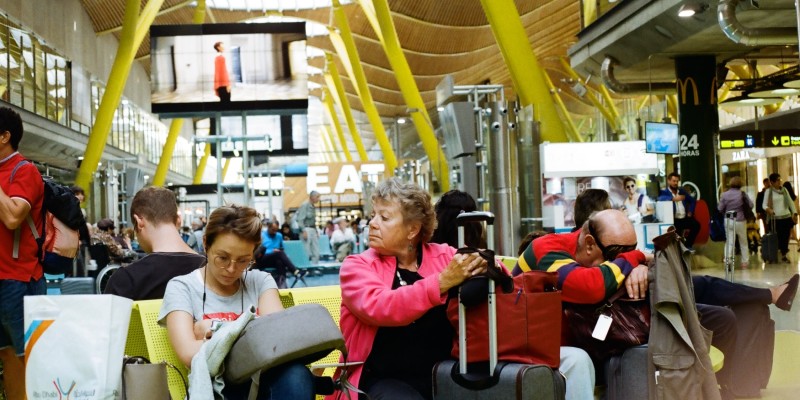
[[748, 87, 800, 98], [719, 95, 783, 108], [677, 3, 709, 18]]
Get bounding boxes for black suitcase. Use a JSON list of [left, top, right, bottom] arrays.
[[603, 345, 648, 400], [432, 211, 565, 400], [728, 303, 774, 398], [761, 218, 778, 263]]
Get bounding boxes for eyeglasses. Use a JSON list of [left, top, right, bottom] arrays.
[[625, 184, 636, 189], [587, 218, 638, 261], [211, 254, 254, 271]]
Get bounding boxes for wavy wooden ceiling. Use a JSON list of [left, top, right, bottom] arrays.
[[79, 0, 593, 161]]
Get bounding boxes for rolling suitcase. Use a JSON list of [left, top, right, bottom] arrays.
[[603, 345, 648, 400], [761, 218, 778, 263], [432, 211, 565, 400]]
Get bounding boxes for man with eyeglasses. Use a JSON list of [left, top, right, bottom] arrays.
[[104, 187, 205, 300]]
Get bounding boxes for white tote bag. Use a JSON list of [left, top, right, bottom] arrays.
[[25, 295, 133, 400]]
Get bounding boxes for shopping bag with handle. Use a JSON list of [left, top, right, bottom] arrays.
[[25, 294, 133, 400]]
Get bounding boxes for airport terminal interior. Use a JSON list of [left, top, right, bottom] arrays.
[[2, 0, 800, 398]]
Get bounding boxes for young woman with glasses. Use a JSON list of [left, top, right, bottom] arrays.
[[159, 205, 314, 399]]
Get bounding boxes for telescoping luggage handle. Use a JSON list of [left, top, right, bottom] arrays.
[[455, 211, 497, 376]]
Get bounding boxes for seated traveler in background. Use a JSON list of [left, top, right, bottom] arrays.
[[430, 189, 595, 400], [331, 178, 487, 400], [92, 218, 136, 263], [658, 172, 700, 249], [160, 205, 314, 400], [718, 176, 754, 269], [254, 220, 305, 288], [622, 176, 655, 223], [281, 222, 299, 241], [105, 187, 205, 300], [329, 217, 356, 262], [430, 189, 485, 248]]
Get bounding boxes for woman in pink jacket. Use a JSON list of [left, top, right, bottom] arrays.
[[331, 178, 486, 400]]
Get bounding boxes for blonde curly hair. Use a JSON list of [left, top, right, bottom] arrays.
[[370, 178, 436, 244]]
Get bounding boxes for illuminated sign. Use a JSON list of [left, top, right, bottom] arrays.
[[766, 134, 800, 148], [719, 130, 757, 149]]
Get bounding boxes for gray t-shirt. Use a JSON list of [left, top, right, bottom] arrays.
[[158, 268, 278, 325]]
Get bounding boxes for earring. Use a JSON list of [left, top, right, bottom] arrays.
[[408, 242, 414, 251]]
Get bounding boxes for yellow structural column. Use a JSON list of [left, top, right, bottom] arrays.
[[325, 126, 343, 162], [75, 0, 165, 192], [480, 0, 569, 143], [360, 0, 448, 190], [322, 85, 353, 162], [193, 145, 211, 184], [152, 118, 183, 186], [325, 54, 367, 160], [329, 5, 397, 174], [541, 71, 581, 142], [559, 58, 618, 133]]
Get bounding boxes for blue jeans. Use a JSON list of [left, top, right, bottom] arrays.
[[222, 362, 314, 400], [560, 346, 595, 400], [0, 278, 46, 356]]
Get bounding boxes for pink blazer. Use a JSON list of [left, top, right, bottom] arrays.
[[328, 243, 456, 398]]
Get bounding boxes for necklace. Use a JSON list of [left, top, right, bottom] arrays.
[[396, 269, 408, 286]]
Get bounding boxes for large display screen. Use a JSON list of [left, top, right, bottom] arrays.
[[645, 122, 679, 155], [150, 23, 308, 116]]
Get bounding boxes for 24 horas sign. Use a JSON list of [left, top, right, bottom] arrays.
[[284, 162, 386, 209]]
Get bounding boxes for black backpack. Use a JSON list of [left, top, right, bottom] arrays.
[[11, 160, 86, 274]]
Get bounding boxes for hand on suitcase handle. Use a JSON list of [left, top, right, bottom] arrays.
[[438, 252, 488, 294]]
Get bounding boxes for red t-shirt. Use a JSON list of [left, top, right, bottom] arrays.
[[0, 153, 44, 281]]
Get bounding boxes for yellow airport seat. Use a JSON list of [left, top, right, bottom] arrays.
[[497, 256, 518, 272], [125, 300, 188, 400]]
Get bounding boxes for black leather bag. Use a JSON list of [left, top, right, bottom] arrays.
[[561, 286, 650, 364]]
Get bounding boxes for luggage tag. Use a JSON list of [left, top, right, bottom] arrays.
[[592, 314, 613, 341]]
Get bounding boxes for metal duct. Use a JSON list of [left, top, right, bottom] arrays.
[[487, 101, 517, 257], [718, 0, 797, 45], [600, 56, 674, 94]]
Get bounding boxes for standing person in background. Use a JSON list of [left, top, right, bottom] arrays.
[[783, 181, 799, 246], [718, 177, 754, 269], [297, 190, 321, 264], [0, 106, 45, 400], [213, 41, 231, 103], [70, 185, 92, 275], [756, 178, 770, 233], [658, 172, 700, 249], [762, 173, 797, 263]]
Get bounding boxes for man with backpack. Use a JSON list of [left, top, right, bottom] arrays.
[[0, 106, 45, 400]]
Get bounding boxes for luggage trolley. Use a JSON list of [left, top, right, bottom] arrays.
[[724, 210, 738, 281]]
